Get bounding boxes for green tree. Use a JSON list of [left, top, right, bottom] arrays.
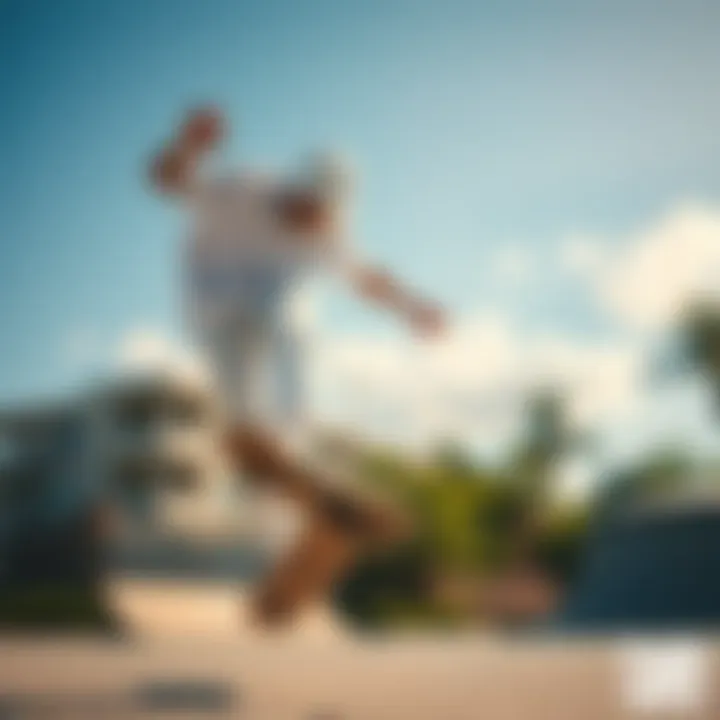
[[677, 299, 720, 405], [505, 391, 580, 569]]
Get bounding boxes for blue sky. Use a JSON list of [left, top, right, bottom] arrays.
[[2, 0, 720, 467]]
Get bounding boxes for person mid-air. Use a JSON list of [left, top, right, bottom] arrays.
[[148, 107, 446, 627]]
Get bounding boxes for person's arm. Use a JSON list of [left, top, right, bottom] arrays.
[[148, 107, 225, 198], [349, 264, 446, 338], [273, 170, 447, 338]]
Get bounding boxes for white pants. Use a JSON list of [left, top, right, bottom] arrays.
[[197, 309, 305, 430]]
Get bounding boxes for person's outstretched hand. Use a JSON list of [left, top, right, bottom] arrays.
[[408, 299, 447, 339], [179, 106, 226, 152]]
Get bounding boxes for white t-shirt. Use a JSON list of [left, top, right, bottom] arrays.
[[185, 172, 354, 335]]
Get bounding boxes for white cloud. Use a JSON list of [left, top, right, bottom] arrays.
[[531, 336, 643, 427], [115, 327, 209, 385], [309, 313, 720, 488], [117, 328, 171, 368], [559, 234, 607, 277], [601, 375, 719, 466], [310, 313, 643, 455], [561, 203, 720, 330], [554, 455, 597, 502]]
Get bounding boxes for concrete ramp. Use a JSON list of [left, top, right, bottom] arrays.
[[106, 579, 346, 642]]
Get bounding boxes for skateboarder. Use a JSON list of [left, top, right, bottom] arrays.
[[148, 107, 446, 626]]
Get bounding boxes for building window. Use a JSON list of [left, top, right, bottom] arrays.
[[163, 464, 199, 494], [114, 396, 159, 434]]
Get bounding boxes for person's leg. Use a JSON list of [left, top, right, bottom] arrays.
[[251, 511, 362, 626], [274, 318, 307, 435], [225, 424, 408, 540], [224, 423, 410, 626], [211, 313, 409, 626]]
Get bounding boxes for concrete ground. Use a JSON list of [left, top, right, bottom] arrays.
[[1, 581, 719, 719], [3, 634, 720, 719], [105, 579, 344, 642]]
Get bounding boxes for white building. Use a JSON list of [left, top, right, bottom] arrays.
[[0, 367, 268, 584]]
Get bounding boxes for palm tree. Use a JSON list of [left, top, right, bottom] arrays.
[[517, 391, 576, 512], [495, 391, 570, 573], [677, 299, 720, 403]]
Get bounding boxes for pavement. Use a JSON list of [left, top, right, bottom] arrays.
[[105, 579, 344, 642], [0, 635, 626, 720], [1, 581, 720, 719]]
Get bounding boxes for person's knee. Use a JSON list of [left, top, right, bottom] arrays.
[[225, 425, 289, 477]]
